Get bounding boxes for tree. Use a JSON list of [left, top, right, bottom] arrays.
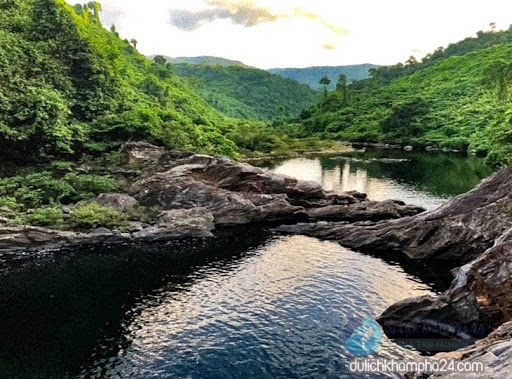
[[129, 38, 137, 49], [335, 74, 349, 105], [405, 55, 418, 65], [485, 59, 512, 101], [319, 76, 331, 93], [380, 98, 430, 138], [153, 55, 167, 65]]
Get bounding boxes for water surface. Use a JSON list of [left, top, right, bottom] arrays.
[[259, 149, 493, 210], [0, 150, 493, 378]]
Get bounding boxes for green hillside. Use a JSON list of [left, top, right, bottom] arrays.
[[267, 64, 379, 90], [298, 30, 512, 165], [149, 55, 249, 67], [170, 63, 320, 120], [0, 0, 245, 162]]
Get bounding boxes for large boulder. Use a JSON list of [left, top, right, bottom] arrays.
[[276, 167, 512, 264], [130, 153, 369, 226], [377, 227, 512, 342], [306, 200, 425, 222]]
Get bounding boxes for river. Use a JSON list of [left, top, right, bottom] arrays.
[[0, 149, 493, 378]]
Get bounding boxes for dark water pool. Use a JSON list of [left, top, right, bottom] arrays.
[[0, 150, 493, 378]]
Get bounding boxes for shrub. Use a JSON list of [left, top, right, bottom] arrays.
[[0, 196, 22, 211], [0, 172, 118, 209], [70, 202, 125, 229], [63, 173, 118, 202], [11, 206, 65, 227]]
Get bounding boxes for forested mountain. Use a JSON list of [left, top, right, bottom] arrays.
[[148, 55, 249, 67], [0, 0, 246, 162], [298, 27, 512, 165], [170, 63, 320, 120], [267, 64, 379, 90]]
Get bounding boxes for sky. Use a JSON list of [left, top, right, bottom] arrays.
[[76, 0, 512, 69]]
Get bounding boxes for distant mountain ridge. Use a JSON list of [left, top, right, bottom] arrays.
[[148, 55, 249, 67], [267, 64, 380, 90]]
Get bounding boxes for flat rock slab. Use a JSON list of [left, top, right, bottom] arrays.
[[276, 167, 512, 264]]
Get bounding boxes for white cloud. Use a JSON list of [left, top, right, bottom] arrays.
[[70, 0, 512, 68]]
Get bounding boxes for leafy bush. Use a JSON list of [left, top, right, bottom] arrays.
[[63, 173, 117, 202], [0, 196, 22, 211], [11, 206, 65, 227], [70, 202, 125, 229], [0, 172, 118, 210]]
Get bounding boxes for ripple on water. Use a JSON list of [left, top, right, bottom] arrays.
[[80, 235, 436, 379]]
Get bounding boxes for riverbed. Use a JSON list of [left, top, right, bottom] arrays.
[[0, 150, 493, 378]]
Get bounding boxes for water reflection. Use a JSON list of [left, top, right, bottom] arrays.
[[87, 236, 436, 379], [263, 150, 493, 211]]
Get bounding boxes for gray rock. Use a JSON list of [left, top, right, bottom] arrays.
[[378, 229, 512, 341], [276, 167, 512, 264], [407, 322, 512, 378], [90, 227, 113, 235], [156, 208, 214, 238], [120, 141, 165, 166], [94, 193, 139, 212], [307, 200, 425, 222], [404, 145, 414, 151]]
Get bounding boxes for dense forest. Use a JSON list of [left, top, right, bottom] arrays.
[[0, 0, 271, 162], [2, 0, 512, 167], [297, 27, 512, 165], [171, 63, 320, 120]]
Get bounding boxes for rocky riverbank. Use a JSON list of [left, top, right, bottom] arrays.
[[3, 142, 510, 377], [0, 143, 425, 254]]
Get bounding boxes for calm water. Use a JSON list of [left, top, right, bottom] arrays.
[[260, 149, 493, 211], [0, 150, 494, 378]]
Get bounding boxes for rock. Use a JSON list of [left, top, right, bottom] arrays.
[[94, 193, 139, 212], [406, 322, 512, 378], [130, 153, 351, 226], [90, 227, 113, 235], [0, 150, 422, 253], [0, 226, 80, 251], [156, 208, 214, 238], [120, 141, 165, 166], [378, 228, 512, 342], [125, 221, 144, 232], [404, 145, 414, 152], [131, 208, 215, 240], [307, 200, 425, 222], [0, 206, 16, 217], [275, 167, 512, 264]]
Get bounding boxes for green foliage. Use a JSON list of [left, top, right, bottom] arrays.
[[380, 98, 430, 139], [62, 173, 117, 202], [171, 63, 320, 120], [0, 0, 247, 161], [0, 196, 22, 211], [298, 40, 512, 161], [11, 205, 65, 227], [0, 171, 117, 209], [227, 122, 280, 153], [70, 202, 125, 229]]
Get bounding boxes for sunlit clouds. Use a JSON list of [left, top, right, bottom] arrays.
[[86, 0, 512, 69]]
